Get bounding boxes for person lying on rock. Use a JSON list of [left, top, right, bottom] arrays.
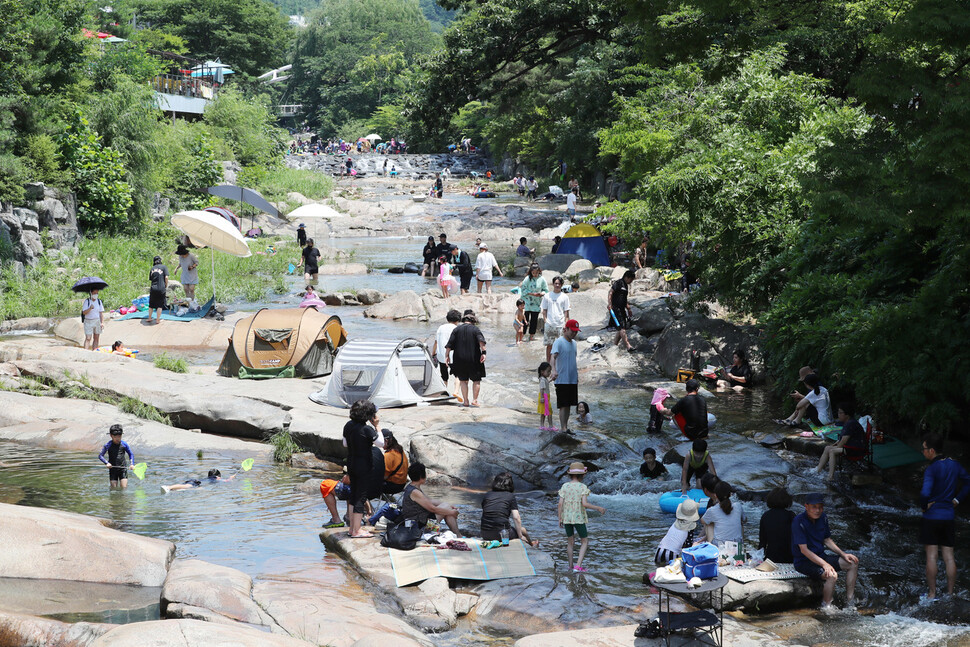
[[160, 469, 234, 493], [393, 462, 461, 536]]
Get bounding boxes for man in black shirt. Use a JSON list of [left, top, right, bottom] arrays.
[[446, 313, 487, 407], [608, 270, 635, 351], [670, 379, 709, 440], [434, 233, 451, 264], [450, 245, 474, 294]]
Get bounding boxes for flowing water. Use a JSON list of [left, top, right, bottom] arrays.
[[3, 198, 970, 643]]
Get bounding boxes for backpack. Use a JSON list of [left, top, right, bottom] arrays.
[[81, 297, 102, 323]]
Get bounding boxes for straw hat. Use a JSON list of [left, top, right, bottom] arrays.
[[567, 461, 587, 475], [674, 499, 700, 530]]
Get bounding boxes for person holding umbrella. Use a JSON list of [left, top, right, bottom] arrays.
[[73, 277, 108, 350], [148, 256, 169, 324]]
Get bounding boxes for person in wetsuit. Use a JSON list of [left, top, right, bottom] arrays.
[[160, 469, 235, 493], [98, 424, 133, 488]]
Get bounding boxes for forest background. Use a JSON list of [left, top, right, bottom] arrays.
[[0, 0, 967, 434]]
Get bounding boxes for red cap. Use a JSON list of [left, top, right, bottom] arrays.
[[565, 319, 581, 332]]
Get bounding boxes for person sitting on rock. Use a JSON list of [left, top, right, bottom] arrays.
[[792, 493, 860, 611], [320, 474, 351, 528], [161, 469, 235, 493], [480, 472, 538, 546], [394, 462, 461, 535], [759, 487, 795, 563], [717, 349, 752, 390]]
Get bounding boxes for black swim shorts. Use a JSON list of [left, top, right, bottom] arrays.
[[556, 383, 579, 409], [920, 518, 956, 547], [108, 467, 128, 481], [451, 360, 485, 382]]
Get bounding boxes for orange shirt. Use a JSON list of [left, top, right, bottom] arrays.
[[384, 450, 408, 485]]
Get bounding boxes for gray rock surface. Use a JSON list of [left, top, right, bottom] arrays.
[[0, 502, 174, 586], [536, 253, 582, 274], [318, 262, 368, 275], [252, 564, 433, 647], [629, 297, 674, 334], [513, 618, 791, 646], [0, 610, 113, 647], [88, 619, 317, 647], [161, 559, 276, 627], [653, 313, 762, 382], [363, 290, 427, 321], [686, 575, 820, 612], [564, 259, 594, 275]]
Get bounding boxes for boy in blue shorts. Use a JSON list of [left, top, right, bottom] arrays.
[[792, 493, 860, 610]]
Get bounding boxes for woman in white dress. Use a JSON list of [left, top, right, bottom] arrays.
[[475, 242, 504, 293]]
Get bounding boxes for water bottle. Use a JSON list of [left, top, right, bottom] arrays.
[[500, 528, 509, 546]]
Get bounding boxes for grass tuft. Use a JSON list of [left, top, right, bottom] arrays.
[[118, 396, 171, 425], [153, 352, 187, 373], [267, 428, 300, 463]]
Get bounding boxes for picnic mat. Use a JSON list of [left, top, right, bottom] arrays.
[[117, 297, 214, 322], [389, 538, 536, 587], [721, 563, 807, 583]]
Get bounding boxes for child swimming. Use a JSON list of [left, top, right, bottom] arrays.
[[160, 469, 235, 493]]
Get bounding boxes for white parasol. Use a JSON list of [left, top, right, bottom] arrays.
[[365, 133, 382, 141], [171, 210, 251, 299]]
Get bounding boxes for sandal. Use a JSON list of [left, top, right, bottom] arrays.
[[349, 532, 374, 538]]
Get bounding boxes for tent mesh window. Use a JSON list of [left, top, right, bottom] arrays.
[[253, 328, 292, 351]]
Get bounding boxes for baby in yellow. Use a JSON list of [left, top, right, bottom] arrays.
[[558, 461, 606, 572]]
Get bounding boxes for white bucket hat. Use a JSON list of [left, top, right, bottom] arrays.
[[675, 499, 700, 530]]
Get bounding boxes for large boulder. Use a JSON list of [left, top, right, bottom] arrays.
[[355, 288, 383, 305], [563, 290, 609, 333], [89, 619, 317, 647], [563, 259, 594, 276], [653, 313, 762, 382], [161, 559, 275, 627], [0, 610, 113, 647], [686, 575, 821, 612], [363, 290, 427, 320], [629, 297, 674, 334], [536, 253, 582, 274], [0, 502, 174, 586]]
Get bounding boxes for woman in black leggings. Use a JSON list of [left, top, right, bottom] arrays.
[[518, 263, 548, 341]]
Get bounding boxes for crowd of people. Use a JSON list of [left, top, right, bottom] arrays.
[[289, 136, 408, 156]]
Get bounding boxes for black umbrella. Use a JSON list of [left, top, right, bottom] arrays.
[[204, 185, 279, 229], [71, 276, 108, 293]]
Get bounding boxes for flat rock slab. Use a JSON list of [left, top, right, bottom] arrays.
[[52, 312, 245, 348], [0, 390, 271, 456], [161, 559, 276, 627], [89, 618, 317, 647], [513, 619, 790, 647], [687, 576, 820, 612], [0, 502, 174, 586], [0, 610, 113, 647], [319, 529, 643, 637], [252, 564, 432, 647], [317, 263, 368, 275]]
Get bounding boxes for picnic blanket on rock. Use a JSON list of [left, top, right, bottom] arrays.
[[389, 538, 536, 587], [721, 563, 807, 583], [117, 297, 214, 322]]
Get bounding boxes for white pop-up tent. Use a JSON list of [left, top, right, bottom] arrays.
[[308, 338, 451, 408]]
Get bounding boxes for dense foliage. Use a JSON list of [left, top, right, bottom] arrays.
[[413, 0, 970, 433], [288, 0, 440, 137]]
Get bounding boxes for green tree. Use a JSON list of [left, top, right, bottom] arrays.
[[58, 112, 134, 231], [289, 0, 438, 135], [203, 87, 287, 168], [598, 48, 870, 313], [130, 0, 292, 76]]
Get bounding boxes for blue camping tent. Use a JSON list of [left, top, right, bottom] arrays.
[[555, 223, 611, 266]]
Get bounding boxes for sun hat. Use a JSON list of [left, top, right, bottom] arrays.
[[565, 319, 581, 332], [675, 499, 700, 529], [798, 366, 815, 381], [567, 461, 587, 475], [298, 223, 306, 228], [804, 492, 825, 506]]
